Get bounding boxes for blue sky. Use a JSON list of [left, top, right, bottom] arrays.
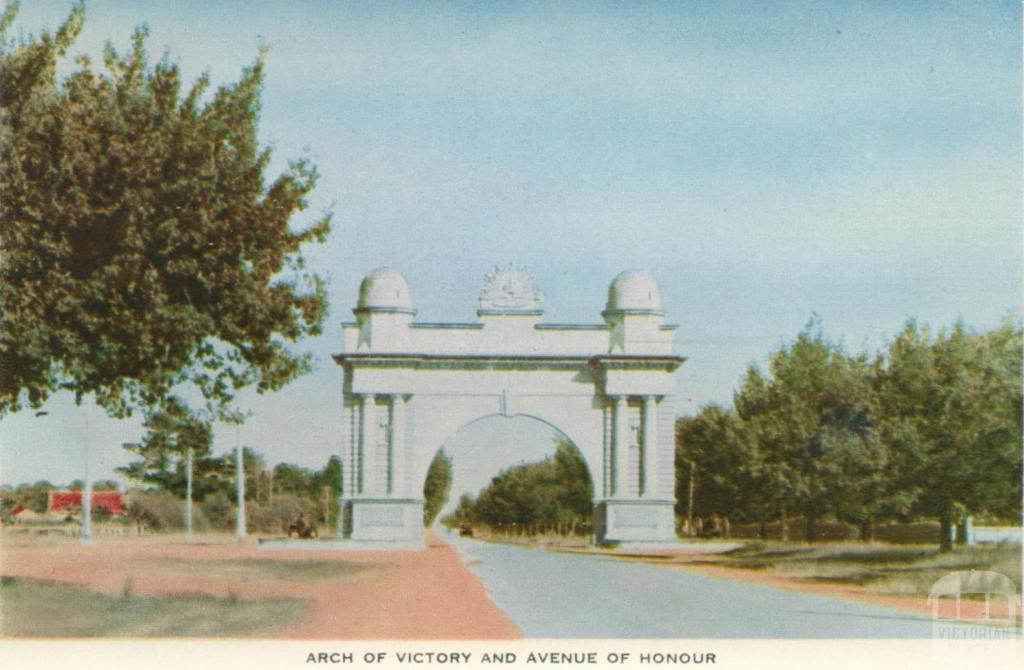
[[1, 1, 1020, 496]]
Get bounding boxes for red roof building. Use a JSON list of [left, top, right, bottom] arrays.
[[49, 491, 126, 516]]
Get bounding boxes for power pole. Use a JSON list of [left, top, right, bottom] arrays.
[[235, 424, 246, 539], [686, 460, 696, 536], [81, 411, 93, 545], [186, 448, 194, 539]]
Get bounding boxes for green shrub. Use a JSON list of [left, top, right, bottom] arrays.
[[125, 491, 184, 531], [201, 492, 234, 531]]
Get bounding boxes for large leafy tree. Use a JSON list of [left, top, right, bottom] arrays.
[[876, 320, 1022, 550], [675, 404, 756, 527], [0, 3, 330, 419], [734, 320, 890, 541]]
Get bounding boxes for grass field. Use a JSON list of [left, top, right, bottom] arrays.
[[143, 557, 371, 582], [701, 541, 1022, 598], [0, 576, 307, 637]]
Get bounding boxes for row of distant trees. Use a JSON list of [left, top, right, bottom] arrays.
[[3, 399, 454, 533], [443, 440, 593, 536], [676, 318, 1022, 551], [114, 396, 344, 531], [125, 399, 455, 530]]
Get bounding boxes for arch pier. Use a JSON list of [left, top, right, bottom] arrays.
[[333, 266, 685, 547]]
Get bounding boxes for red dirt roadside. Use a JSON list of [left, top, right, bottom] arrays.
[[0, 531, 521, 639]]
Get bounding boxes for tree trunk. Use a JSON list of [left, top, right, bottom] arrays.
[[805, 514, 818, 543], [758, 520, 768, 540], [859, 516, 874, 543], [780, 505, 789, 542], [939, 509, 953, 552]]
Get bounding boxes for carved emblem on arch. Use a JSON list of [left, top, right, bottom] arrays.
[[479, 264, 544, 313]]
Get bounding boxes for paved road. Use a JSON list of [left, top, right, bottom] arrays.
[[445, 533, 936, 638]]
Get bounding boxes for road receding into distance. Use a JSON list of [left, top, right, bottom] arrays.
[[446, 534, 937, 638]]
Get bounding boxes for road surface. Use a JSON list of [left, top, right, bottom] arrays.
[[447, 534, 937, 638]]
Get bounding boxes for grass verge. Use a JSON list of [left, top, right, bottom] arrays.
[[0, 576, 307, 637], [700, 541, 1022, 598], [146, 557, 371, 582]]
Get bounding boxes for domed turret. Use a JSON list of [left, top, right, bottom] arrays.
[[356, 267, 414, 313], [605, 270, 662, 314], [603, 270, 668, 354]]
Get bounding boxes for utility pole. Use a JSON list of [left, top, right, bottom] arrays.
[[686, 460, 696, 536], [235, 423, 246, 539], [81, 410, 93, 545], [186, 448, 193, 539]]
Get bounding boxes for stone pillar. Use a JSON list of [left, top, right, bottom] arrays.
[[390, 394, 405, 496], [602, 400, 613, 498], [347, 400, 358, 498], [346, 392, 422, 546], [614, 396, 629, 498], [360, 394, 376, 496], [642, 396, 657, 498]]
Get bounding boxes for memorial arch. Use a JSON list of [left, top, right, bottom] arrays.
[[333, 266, 684, 545]]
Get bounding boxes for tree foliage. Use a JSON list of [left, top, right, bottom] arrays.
[[875, 320, 1022, 549], [272, 462, 317, 498], [675, 404, 752, 522], [423, 450, 452, 526], [0, 480, 55, 514], [676, 317, 1022, 549], [116, 396, 221, 497], [733, 319, 888, 540], [451, 440, 594, 535], [0, 2, 331, 418]]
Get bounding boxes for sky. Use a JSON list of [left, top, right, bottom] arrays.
[[1, 1, 1020, 501]]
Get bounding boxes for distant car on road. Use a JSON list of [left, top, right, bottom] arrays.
[[459, 522, 474, 537]]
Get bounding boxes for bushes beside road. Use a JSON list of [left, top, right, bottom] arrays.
[[123, 490, 320, 535]]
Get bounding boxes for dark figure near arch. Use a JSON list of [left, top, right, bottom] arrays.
[[288, 513, 319, 539]]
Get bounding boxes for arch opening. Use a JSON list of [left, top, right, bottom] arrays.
[[422, 414, 595, 540]]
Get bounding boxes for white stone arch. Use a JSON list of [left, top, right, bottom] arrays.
[[334, 265, 684, 545]]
